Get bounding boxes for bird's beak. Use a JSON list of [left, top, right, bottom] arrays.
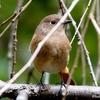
[[63, 20, 72, 24]]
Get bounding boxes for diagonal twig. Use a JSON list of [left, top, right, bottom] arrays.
[[0, 13, 16, 27], [0, 0, 33, 38]]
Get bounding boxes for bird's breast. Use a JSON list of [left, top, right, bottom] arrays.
[[33, 36, 71, 74]]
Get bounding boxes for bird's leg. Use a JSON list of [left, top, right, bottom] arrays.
[[59, 71, 66, 93], [36, 71, 45, 91]]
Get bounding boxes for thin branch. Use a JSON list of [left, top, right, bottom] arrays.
[[89, 14, 100, 35], [90, 0, 97, 15], [80, 0, 87, 85], [95, 0, 100, 82], [12, 0, 33, 22], [0, 13, 16, 27], [0, 0, 79, 96], [7, 0, 24, 79], [81, 46, 86, 85], [0, 0, 33, 38], [58, 0, 65, 15], [0, 23, 12, 38], [10, 1, 19, 78], [71, 0, 97, 40], [10, 0, 24, 78], [58, 0, 83, 46], [82, 18, 90, 39], [71, 0, 92, 44]]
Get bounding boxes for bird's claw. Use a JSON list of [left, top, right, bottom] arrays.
[[36, 80, 45, 92]]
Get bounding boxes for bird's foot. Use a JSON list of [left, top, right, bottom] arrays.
[[61, 81, 66, 88], [36, 80, 45, 92], [59, 81, 67, 94]]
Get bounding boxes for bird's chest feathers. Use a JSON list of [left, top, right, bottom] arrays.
[[34, 37, 69, 73]]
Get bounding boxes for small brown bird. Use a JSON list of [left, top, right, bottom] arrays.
[[29, 14, 75, 87]]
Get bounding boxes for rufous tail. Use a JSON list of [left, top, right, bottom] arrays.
[[58, 67, 76, 85]]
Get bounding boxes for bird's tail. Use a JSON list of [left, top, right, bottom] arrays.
[[58, 67, 76, 85]]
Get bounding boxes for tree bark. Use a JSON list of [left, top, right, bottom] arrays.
[[0, 80, 100, 100]]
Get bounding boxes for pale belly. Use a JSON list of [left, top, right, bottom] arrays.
[[34, 56, 67, 74], [41, 61, 65, 74]]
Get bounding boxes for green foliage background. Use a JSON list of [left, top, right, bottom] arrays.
[[0, 0, 99, 92]]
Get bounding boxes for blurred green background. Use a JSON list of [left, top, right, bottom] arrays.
[[0, 0, 99, 95]]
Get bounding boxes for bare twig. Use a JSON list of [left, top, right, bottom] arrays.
[[10, 0, 24, 78], [95, 0, 100, 81], [90, 0, 97, 16], [0, 13, 16, 27], [89, 14, 100, 35], [81, 46, 86, 85], [0, 23, 12, 38], [0, 0, 32, 38], [88, 0, 99, 35], [10, 1, 19, 78], [80, 0, 86, 85], [82, 18, 90, 39], [12, 0, 33, 22], [82, 0, 97, 39], [58, 0, 82, 46], [71, 0, 92, 44], [58, 0, 65, 15], [0, 0, 79, 96]]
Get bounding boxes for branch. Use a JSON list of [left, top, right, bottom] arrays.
[[89, 14, 100, 35], [58, 0, 65, 15], [0, 81, 100, 100], [9, 0, 24, 78], [0, 0, 32, 38], [0, 13, 16, 27], [95, 0, 100, 82]]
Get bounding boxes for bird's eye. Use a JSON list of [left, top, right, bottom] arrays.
[[50, 20, 56, 25]]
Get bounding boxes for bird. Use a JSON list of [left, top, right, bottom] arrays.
[[29, 14, 76, 89]]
